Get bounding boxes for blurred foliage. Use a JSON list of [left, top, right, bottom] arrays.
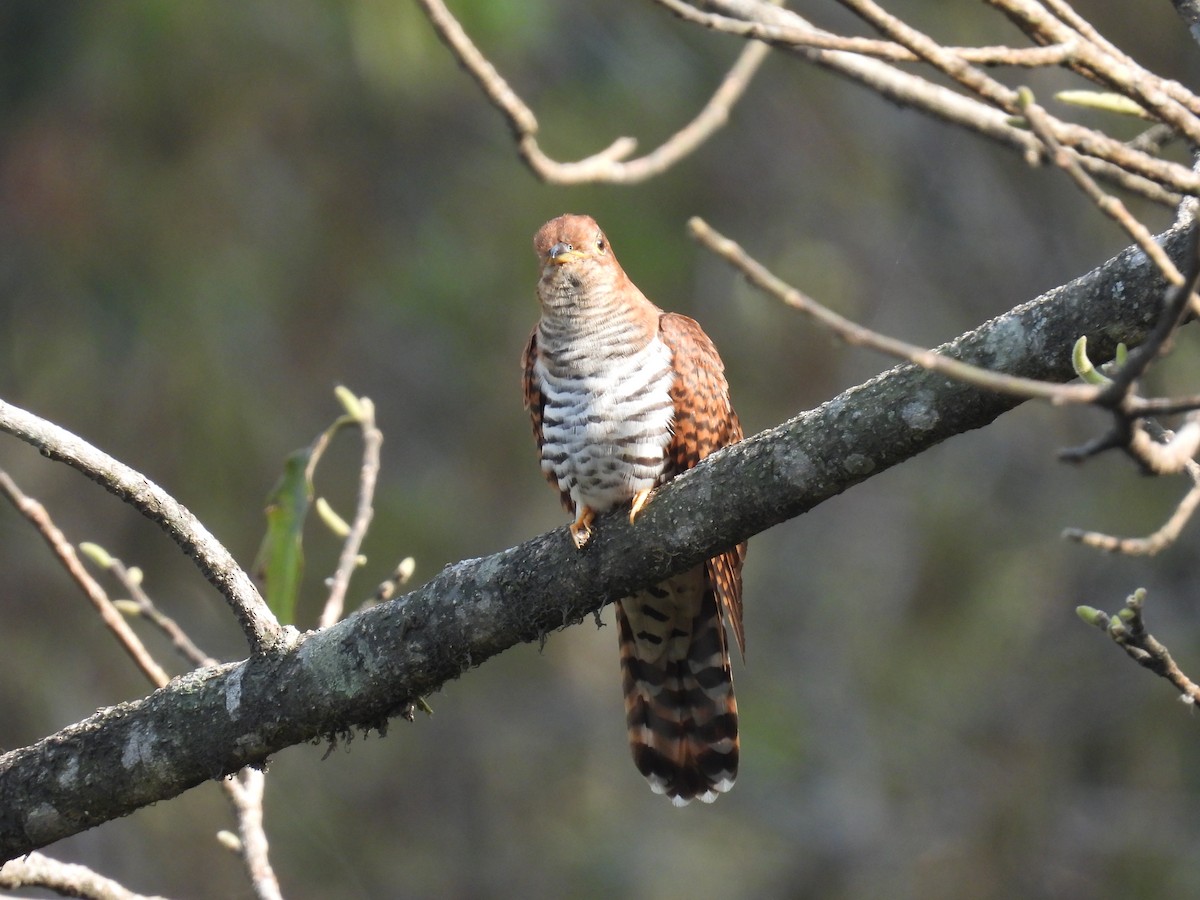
[[3, 1, 1200, 898]]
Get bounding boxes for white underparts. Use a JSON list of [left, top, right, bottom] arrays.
[[536, 333, 674, 513]]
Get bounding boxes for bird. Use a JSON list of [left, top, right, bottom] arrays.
[[521, 213, 746, 806]]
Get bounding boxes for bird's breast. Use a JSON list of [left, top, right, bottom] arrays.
[[536, 334, 675, 513]]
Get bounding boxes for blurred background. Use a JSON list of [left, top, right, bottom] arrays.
[[3, 1, 1200, 897]]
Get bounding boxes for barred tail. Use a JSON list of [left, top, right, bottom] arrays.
[[617, 565, 738, 806]]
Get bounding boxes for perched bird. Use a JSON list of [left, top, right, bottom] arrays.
[[522, 213, 746, 805]]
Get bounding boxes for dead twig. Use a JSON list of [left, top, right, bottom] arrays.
[[0, 470, 171, 687], [319, 393, 384, 628], [414, 0, 769, 184], [688, 216, 1100, 404], [0, 399, 283, 655]]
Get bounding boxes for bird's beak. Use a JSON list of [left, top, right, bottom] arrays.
[[548, 242, 585, 265]]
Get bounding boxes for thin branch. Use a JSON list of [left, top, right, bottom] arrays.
[[655, 0, 1077, 65], [1041, 0, 1135, 65], [1128, 393, 1200, 416], [1126, 413, 1200, 475], [674, 0, 1195, 202], [319, 398, 383, 628], [688, 216, 1101, 404], [1065, 451, 1200, 555], [0, 471, 171, 687], [837, 0, 1200, 181], [100, 553, 216, 668], [0, 399, 284, 655], [413, 0, 769, 184], [836, 0, 1023, 112], [1079, 589, 1200, 703], [1017, 88, 1187, 288], [223, 770, 282, 900], [0, 851, 169, 900], [987, 0, 1200, 125]]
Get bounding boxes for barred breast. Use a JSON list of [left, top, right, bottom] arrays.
[[533, 332, 675, 515]]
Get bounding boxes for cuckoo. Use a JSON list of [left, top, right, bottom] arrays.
[[522, 213, 746, 805]]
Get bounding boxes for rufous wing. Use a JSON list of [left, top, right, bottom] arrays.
[[658, 312, 746, 657]]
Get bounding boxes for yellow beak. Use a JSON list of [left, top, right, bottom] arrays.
[[549, 242, 586, 265]]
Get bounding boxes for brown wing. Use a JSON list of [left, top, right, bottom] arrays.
[[657, 312, 746, 656], [522, 328, 574, 513]]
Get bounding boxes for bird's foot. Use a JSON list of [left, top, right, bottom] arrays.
[[629, 487, 655, 523], [570, 507, 596, 549]]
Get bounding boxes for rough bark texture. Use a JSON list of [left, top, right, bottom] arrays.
[[0, 222, 1189, 861]]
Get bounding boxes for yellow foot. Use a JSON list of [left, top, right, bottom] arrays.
[[629, 487, 655, 523], [570, 507, 596, 549]]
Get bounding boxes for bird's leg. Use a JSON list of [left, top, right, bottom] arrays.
[[629, 487, 655, 523], [570, 506, 597, 549]]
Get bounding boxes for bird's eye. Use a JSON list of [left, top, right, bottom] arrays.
[[596, 237, 606, 253]]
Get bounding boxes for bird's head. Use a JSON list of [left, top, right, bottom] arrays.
[[533, 214, 625, 313]]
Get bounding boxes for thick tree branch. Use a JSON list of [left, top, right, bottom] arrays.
[[0, 219, 1193, 862]]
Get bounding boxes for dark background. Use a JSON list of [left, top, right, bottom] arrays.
[[3, 2, 1200, 897]]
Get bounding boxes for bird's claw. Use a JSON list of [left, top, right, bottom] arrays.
[[629, 488, 654, 523], [570, 507, 596, 549]]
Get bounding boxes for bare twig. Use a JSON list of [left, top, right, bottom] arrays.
[[688, 217, 1101, 404], [96, 552, 216, 668], [319, 396, 383, 628], [987, 0, 1200, 124], [660, 0, 1195, 202], [414, 0, 769, 184], [655, 0, 1077, 65], [1065, 459, 1200, 554], [0, 851, 169, 900], [1017, 87, 1187, 289], [0, 398, 284, 655], [223, 769, 282, 900], [1126, 414, 1200, 475], [1079, 589, 1200, 703], [0, 470, 171, 687]]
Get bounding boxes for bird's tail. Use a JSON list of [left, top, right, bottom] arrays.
[[616, 565, 738, 806]]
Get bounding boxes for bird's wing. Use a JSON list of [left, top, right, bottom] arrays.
[[522, 328, 574, 513], [658, 312, 746, 656]]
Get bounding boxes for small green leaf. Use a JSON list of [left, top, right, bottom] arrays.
[[254, 448, 314, 626], [216, 830, 242, 853], [79, 542, 113, 568], [334, 385, 365, 421], [1072, 336, 1112, 385], [315, 497, 351, 538], [1056, 90, 1150, 119], [1076, 605, 1108, 628], [113, 599, 141, 617]]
